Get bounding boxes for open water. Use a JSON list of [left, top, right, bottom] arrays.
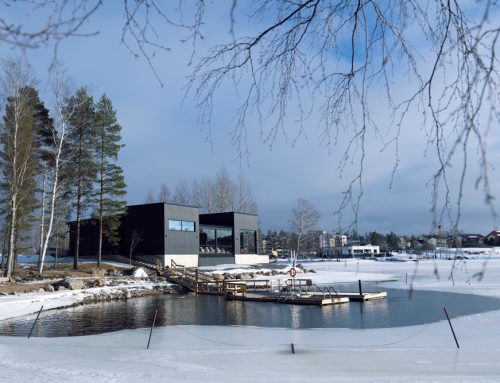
[[0, 283, 499, 337]]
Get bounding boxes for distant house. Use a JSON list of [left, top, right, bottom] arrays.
[[321, 245, 380, 258], [425, 236, 448, 248], [485, 231, 500, 246], [454, 234, 485, 248]]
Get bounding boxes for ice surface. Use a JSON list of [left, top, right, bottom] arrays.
[[2, 254, 500, 381]]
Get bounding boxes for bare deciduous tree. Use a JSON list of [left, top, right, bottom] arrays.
[[158, 182, 170, 203], [128, 229, 143, 269], [171, 180, 191, 205], [145, 189, 155, 204], [214, 167, 235, 213], [4, 1, 496, 233], [38, 66, 77, 276], [290, 198, 320, 256], [192, 177, 215, 213]]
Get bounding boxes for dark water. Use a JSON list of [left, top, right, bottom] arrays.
[[1, 284, 499, 337]]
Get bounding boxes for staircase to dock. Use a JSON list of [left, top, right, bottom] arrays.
[[164, 260, 227, 294]]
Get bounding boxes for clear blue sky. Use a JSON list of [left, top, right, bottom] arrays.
[[1, 1, 498, 235]]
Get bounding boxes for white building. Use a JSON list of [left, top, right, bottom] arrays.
[[321, 245, 380, 258]]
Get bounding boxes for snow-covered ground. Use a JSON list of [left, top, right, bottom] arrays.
[[2, 254, 500, 382]]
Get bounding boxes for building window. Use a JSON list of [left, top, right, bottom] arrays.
[[168, 219, 195, 232], [182, 221, 195, 232], [240, 230, 256, 254], [199, 226, 233, 254]]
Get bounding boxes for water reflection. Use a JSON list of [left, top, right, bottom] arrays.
[[0, 285, 499, 337]]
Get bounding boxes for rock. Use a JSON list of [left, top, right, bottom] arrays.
[[92, 269, 108, 277], [92, 279, 105, 287], [213, 274, 225, 282], [44, 284, 55, 292], [124, 290, 132, 299], [107, 269, 124, 277], [132, 267, 148, 278], [38, 288, 45, 293], [240, 273, 252, 280], [62, 278, 85, 290]]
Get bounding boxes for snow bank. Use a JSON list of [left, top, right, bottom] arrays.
[[1, 258, 500, 381], [0, 279, 174, 321]]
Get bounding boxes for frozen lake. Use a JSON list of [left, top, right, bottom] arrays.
[[1, 283, 499, 337]]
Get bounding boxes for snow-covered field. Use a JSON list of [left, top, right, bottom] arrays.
[[2, 253, 500, 382]]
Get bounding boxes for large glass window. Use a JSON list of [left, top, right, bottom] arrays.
[[240, 230, 256, 254], [217, 228, 232, 250], [168, 219, 195, 232], [200, 227, 216, 247], [199, 226, 233, 254]]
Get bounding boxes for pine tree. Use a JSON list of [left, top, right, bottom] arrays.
[[94, 94, 126, 269], [65, 88, 96, 270], [0, 61, 39, 278], [32, 87, 55, 269]]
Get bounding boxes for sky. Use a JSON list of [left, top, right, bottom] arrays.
[[0, 1, 499, 236]]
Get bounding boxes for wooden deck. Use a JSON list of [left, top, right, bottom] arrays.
[[164, 261, 388, 306], [227, 292, 350, 306], [305, 291, 388, 301]]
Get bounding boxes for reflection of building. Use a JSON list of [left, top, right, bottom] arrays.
[[68, 203, 267, 267], [321, 245, 380, 258]]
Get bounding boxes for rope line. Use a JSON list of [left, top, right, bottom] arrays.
[[174, 325, 251, 347], [173, 314, 443, 349]]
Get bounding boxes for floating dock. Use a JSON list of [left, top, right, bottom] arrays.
[[164, 261, 388, 306], [305, 291, 388, 302], [227, 291, 350, 306]]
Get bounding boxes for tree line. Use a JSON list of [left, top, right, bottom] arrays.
[[145, 167, 257, 215], [0, 58, 126, 279]]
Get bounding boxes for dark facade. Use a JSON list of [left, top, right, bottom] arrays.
[[198, 212, 259, 266], [68, 203, 260, 267]]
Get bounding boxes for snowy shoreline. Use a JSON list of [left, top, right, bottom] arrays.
[[0, 279, 178, 321], [1, 256, 500, 382]]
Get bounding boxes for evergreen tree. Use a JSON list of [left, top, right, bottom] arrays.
[[65, 88, 96, 270], [94, 94, 126, 269], [0, 84, 39, 277], [32, 87, 55, 267]]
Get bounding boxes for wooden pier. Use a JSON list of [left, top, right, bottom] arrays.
[[304, 291, 387, 301], [227, 292, 350, 306], [164, 261, 387, 306]]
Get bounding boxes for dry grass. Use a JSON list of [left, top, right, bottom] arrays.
[[0, 261, 129, 295]]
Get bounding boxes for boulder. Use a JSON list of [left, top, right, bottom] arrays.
[[92, 269, 108, 277], [213, 274, 225, 282], [132, 267, 148, 279], [63, 278, 85, 290], [44, 284, 55, 292], [240, 273, 252, 280], [92, 279, 105, 288], [107, 269, 125, 277]]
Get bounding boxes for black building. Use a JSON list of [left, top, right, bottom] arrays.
[[68, 203, 265, 267]]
